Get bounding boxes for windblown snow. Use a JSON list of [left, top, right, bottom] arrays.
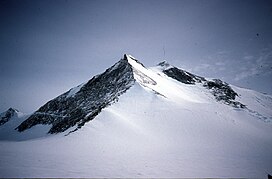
[[0, 54, 271, 178]]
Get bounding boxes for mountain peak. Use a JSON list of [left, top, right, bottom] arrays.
[[123, 54, 129, 60], [15, 54, 248, 134], [17, 56, 136, 134], [0, 108, 19, 126], [7, 108, 19, 113]]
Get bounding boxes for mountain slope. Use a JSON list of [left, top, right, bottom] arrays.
[[0, 54, 271, 177], [16, 54, 251, 134], [0, 82, 271, 177]]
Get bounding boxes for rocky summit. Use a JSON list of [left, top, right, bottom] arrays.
[[17, 55, 135, 133]]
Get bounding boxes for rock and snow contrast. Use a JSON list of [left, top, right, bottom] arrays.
[[0, 54, 272, 178]]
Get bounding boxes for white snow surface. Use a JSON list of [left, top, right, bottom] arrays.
[[0, 56, 272, 177], [127, 55, 205, 103], [66, 82, 85, 98]]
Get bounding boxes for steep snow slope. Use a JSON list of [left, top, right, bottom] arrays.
[[232, 85, 272, 122], [127, 55, 206, 103], [0, 55, 271, 177]]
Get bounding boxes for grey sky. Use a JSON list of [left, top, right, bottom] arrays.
[[1, 0, 272, 113]]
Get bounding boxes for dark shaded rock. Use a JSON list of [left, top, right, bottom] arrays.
[[16, 56, 135, 134], [163, 67, 205, 84], [204, 79, 246, 108], [204, 79, 237, 100], [161, 64, 245, 108]]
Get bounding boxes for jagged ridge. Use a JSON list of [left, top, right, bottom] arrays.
[[16, 55, 135, 133]]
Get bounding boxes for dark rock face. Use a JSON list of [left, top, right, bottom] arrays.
[[16, 56, 135, 133], [163, 67, 205, 84], [0, 108, 18, 125], [204, 79, 246, 108], [162, 65, 245, 108]]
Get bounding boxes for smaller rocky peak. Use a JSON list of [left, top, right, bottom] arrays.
[[162, 65, 205, 85], [163, 67, 197, 84], [0, 108, 19, 126], [5, 108, 19, 116]]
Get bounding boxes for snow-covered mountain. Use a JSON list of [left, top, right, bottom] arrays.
[[16, 54, 251, 134], [0, 54, 271, 177]]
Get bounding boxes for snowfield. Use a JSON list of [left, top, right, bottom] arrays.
[[0, 55, 271, 178]]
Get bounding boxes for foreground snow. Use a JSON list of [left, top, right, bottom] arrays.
[[0, 83, 271, 177]]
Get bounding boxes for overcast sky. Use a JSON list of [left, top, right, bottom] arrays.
[[1, 0, 272, 113]]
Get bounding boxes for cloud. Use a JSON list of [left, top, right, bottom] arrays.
[[215, 61, 225, 66], [190, 51, 228, 76], [243, 55, 254, 60], [192, 63, 211, 72], [234, 68, 259, 81], [188, 47, 272, 84], [234, 47, 272, 81]]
